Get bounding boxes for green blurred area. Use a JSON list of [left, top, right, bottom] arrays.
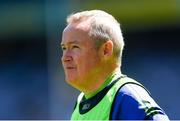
[[71, 0, 180, 29], [0, 0, 180, 38], [0, 2, 45, 39]]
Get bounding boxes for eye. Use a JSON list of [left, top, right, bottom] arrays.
[[72, 45, 80, 49], [61, 46, 66, 51]]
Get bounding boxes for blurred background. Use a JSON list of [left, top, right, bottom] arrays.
[[0, 0, 180, 119]]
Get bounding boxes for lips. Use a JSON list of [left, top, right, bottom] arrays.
[[65, 66, 76, 70], [63, 63, 76, 70], [66, 67, 76, 69]]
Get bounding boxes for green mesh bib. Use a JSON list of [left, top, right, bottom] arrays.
[[71, 76, 143, 120]]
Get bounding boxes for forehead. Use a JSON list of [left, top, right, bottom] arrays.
[[61, 23, 93, 45]]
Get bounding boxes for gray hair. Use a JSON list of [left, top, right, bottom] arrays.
[[66, 10, 124, 66]]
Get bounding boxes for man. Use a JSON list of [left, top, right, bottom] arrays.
[[61, 10, 169, 120]]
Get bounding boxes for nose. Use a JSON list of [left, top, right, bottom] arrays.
[[61, 50, 73, 63]]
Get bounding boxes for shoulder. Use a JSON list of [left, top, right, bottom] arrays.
[[110, 82, 169, 120]]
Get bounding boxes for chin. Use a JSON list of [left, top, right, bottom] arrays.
[[65, 77, 81, 90], [65, 77, 73, 84], [65, 77, 76, 85]]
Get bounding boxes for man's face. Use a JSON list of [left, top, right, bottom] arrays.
[[61, 23, 102, 89]]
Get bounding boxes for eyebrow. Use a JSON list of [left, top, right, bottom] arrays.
[[61, 41, 80, 46]]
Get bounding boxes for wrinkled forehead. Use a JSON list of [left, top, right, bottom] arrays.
[[62, 23, 89, 39], [61, 22, 94, 45], [63, 21, 90, 34]]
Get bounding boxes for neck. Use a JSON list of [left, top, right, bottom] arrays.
[[84, 67, 121, 99]]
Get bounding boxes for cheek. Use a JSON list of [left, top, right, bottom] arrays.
[[74, 47, 101, 69], [78, 53, 100, 71]]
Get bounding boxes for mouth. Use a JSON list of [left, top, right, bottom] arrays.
[[65, 67, 76, 70]]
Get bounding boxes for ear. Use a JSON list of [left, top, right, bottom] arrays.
[[101, 40, 113, 58]]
